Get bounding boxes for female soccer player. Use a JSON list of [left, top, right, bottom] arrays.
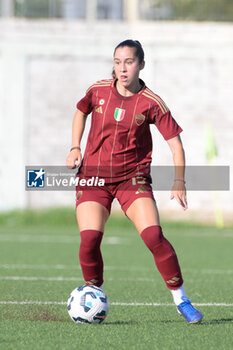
[[66, 40, 203, 324]]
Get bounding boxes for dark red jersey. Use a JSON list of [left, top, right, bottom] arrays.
[[76, 79, 182, 182]]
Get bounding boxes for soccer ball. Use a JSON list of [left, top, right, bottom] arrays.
[[67, 285, 109, 324]]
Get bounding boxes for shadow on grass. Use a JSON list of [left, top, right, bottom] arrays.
[[160, 318, 233, 325], [1, 308, 136, 325], [102, 320, 138, 326], [199, 318, 233, 325], [1, 307, 68, 323]]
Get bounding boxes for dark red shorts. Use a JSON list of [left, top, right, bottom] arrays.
[[76, 176, 155, 214]]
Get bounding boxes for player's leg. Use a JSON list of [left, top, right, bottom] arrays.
[[116, 178, 183, 289], [126, 197, 203, 323], [126, 197, 183, 290], [76, 201, 109, 232], [116, 175, 203, 324], [76, 202, 109, 287], [75, 187, 113, 288]]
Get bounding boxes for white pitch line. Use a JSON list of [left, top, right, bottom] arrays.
[[0, 276, 84, 281], [111, 302, 233, 307], [0, 276, 159, 282], [0, 235, 78, 243], [0, 264, 81, 270], [0, 301, 232, 307], [199, 269, 233, 275], [0, 301, 66, 305], [0, 235, 125, 245], [0, 264, 147, 272], [0, 264, 232, 275]]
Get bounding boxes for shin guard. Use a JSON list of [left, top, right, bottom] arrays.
[[141, 225, 183, 289]]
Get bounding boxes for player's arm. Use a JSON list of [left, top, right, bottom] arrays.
[[167, 134, 188, 210], [66, 109, 87, 169]]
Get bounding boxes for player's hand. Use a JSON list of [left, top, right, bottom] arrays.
[[66, 149, 82, 169], [170, 181, 188, 210]]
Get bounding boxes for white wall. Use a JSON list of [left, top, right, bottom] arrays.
[[0, 19, 232, 221]]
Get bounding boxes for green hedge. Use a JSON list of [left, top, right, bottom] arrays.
[[170, 0, 233, 21], [5, 0, 233, 21]]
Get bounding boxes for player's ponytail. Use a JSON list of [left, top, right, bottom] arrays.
[[112, 68, 116, 79]]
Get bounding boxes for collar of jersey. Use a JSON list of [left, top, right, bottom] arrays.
[[112, 78, 146, 100]]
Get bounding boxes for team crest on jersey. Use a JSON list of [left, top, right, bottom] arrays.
[[135, 114, 145, 126], [114, 108, 125, 122], [99, 99, 105, 105]]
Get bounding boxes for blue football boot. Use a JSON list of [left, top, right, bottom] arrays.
[[177, 298, 203, 324]]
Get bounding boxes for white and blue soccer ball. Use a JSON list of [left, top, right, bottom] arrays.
[[67, 285, 109, 324]]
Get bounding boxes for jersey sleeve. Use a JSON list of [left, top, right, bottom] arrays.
[[155, 110, 182, 140], [76, 86, 94, 115], [150, 103, 182, 141]]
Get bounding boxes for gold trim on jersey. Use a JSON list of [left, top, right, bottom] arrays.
[[95, 90, 113, 178], [142, 89, 169, 115], [86, 79, 114, 94], [124, 96, 140, 180]]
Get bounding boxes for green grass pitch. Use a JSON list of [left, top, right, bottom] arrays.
[[0, 208, 232, 350]]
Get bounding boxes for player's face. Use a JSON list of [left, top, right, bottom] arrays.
[[113, 46, 144, 89]]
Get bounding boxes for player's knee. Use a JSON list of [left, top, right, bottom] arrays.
[[80, 230, 103, 251], [140, 225, 164, 252]]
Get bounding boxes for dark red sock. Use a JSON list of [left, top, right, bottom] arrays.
[[79, 230, 104, 287], [141, 225, 183, 289]]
